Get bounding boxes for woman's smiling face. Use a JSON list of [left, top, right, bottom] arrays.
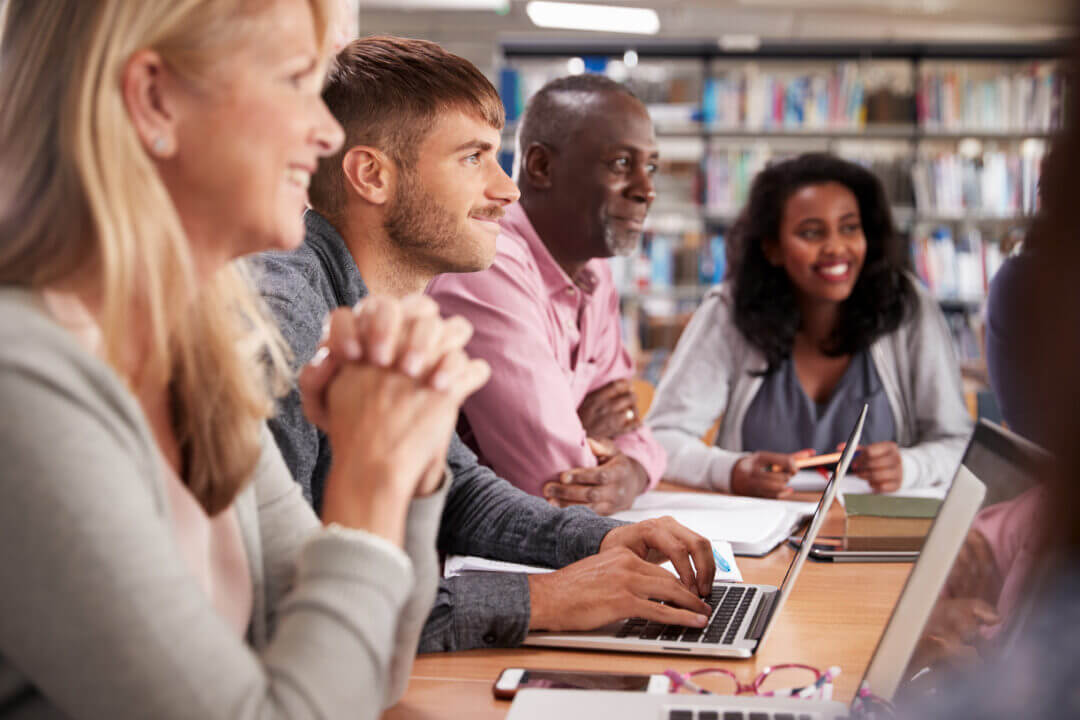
[[767, 181, 868, 306], [156, 0, 345, 268]]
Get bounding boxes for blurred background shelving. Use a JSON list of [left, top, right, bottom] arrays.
[[496, 39, 1064, 413], [355, 0, 1071, 419]]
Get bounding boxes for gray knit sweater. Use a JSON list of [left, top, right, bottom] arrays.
[[256, 210, 623, 653], [0, 288, 446, 719]]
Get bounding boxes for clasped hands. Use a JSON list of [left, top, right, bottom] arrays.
[[299, 294, 489, 544], [543, 379, 649, 515]]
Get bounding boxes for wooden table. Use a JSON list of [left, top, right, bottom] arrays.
[[386, 544, 912, 719]]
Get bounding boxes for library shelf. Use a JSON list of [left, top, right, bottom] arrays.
[[499, 39, 1061, 375]]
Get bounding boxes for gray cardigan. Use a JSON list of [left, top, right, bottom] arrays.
[[647, 280, 972, 492], [0, 288, 446, 719]]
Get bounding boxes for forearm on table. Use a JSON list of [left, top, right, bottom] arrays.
[[440, 463, 622, 567], [418, 572, 532, 652]]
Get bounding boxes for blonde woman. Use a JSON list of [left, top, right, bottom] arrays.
[[0, 1, 489, 718]]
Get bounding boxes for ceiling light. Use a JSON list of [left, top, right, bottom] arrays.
[[526, 1, 660, 35], [718, 34, 760, 52], [358, 0, 509, 9]]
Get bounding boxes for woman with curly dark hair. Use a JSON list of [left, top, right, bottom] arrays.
[[648, 153, 971, 497]]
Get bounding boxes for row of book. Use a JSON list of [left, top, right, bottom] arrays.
[[501, 61, 1064, 135], [917, 63, 1064, 132], [911, 144, 1045, 217], [910, 225, 1006, 304], [609, 233, 727, 296], [703, 62, 872, 129], [702, 148, 773, 215], [699, 146, 1043, 218]]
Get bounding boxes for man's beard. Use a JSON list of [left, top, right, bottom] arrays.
[[601, 210, 643, 257], [384, 168, 460, 268]]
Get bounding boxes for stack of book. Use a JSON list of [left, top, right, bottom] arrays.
[[844, 494, 943, 552]]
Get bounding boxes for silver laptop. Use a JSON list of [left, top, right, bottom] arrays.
[[523, 406, 868, 659], [507, 463, 988, 720]]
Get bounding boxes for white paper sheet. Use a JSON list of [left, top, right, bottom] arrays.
[[444, 539, 743, 583], [787, 471, 949, 500]]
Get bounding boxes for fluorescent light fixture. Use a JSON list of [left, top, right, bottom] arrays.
[[358, 0, 509, 9], [718, 34, 760, 51], [526, 1, 660, 35]]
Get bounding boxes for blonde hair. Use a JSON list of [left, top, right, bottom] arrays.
[[0, 0, 333, 515]]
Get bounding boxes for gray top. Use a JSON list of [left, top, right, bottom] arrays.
[[741, 348, 896, 454], [647, 281, 972, 492], [0, 288, 447, 720], [255, 210, 623, 653]]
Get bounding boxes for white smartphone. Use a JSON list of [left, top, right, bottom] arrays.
[[493, 667, 671, 699]]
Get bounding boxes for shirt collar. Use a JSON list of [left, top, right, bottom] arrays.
[[500, 202, 601, 299], [303, 209, 370, 304]]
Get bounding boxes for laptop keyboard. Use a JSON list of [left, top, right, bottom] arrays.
[[665, 712, 821, 720], [616, 585, 758, 645]]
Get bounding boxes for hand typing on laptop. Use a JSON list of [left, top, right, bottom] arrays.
[[527, 517, 717, 632]]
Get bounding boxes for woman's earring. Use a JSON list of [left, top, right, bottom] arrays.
[[152, 137, 168, 155]]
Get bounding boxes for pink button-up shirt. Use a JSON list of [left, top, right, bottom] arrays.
[[427, 202, 666, 497], [970, 485, 1043, 639]]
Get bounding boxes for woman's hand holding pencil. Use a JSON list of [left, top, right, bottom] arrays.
[[730, 449, 815, 498]]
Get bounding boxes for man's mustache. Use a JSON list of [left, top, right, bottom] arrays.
[[471, 205, 506, 221]]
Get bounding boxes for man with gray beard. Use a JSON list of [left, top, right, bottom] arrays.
[[428, 74, 665, 515]]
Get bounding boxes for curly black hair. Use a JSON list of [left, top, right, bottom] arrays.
[[728, 152, 916, 372]]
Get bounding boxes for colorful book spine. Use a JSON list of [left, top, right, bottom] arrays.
[[917, 62, 1063, 131]]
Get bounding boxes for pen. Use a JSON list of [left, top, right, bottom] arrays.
[[712, 546, 731, 573]]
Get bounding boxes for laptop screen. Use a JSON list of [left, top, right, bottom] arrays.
[[961, 419, 1049, 508], [751, 406, 867, 652], [853, 465, 986, 705], [775, 405, 866, 595], [892, 423, 1047, 700]]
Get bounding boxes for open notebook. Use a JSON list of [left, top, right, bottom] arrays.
[[611, 491, 818, 556]]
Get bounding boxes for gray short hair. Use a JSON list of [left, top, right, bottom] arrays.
[[514, 74, 638, 182]]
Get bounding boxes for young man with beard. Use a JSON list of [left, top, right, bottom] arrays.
[[256, 36, 715, 654], [428, 74, 665, 516]]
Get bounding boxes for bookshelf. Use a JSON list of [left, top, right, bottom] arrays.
[[497, 40, 1064, 400]]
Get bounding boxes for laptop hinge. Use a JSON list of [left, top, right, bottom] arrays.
[[745, 589, 777, 641]]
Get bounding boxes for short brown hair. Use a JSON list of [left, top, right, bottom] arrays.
[[308, 35, 505, 219]]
